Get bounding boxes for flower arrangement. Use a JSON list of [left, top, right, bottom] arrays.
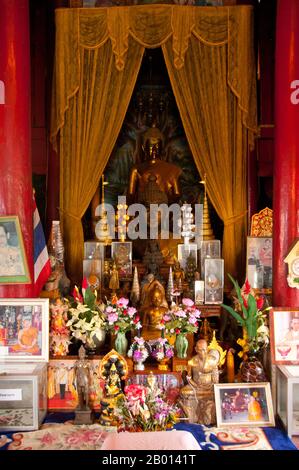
[[160, 298, 201, 336], [66, 279, 106, 349], [222, 274, 270, 357], [104, 297, 141, 334], [127, 336, 150, 364], [115, 383, 180, 432], [151, 337, 174, 361]]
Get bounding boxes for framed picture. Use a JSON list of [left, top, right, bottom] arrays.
[[177, 243, 198, 270], [214, 382, 275, 427], [270, 308, 299, 364], [200, 239, 221, 279], [83, 259, 102, 289], [0, 216, 31, 284], [246, 237, 272, 289], [204, 258, 224, 304], [0, 299, 49, 362], [84, 241, 105, 261], [48, 359, 105, 410], [194, 280, 204, 304], [111, 241, 132, 277]]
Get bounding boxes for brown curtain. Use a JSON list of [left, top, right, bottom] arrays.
[[50, 5, 257, 283]]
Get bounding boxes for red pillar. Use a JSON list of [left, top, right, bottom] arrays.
[[273, 0, 299, 306], [0, 0, 33, 297]]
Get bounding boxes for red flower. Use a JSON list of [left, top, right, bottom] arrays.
[[82, 277, 88, 290], [256, 297, 264, 310], [72, 286, 83, 303], [114, 325, 119, 331], [243, 279, 251, 295], [123, 309, 128, 315], [175, 328, 180, 334], [242, 296, 248, 309]]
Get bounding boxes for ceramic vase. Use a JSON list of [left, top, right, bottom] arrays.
[[175, 333, 188, 359], [115, 331, 128, 356]]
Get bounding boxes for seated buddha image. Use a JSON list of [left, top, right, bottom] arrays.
[[142, 280, 169, 333], [128, 124, 182, 207]]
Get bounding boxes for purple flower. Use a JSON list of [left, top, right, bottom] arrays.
[[163, 314, 171, 322], [188, 316, 197, 325], [108, 312, 118, 323], [117, 297, 129, 307], [105, 306, 114, 313], [174, 309, 187, 318], [134, 336, 145, 346], [127, 307, 137, 318], [165, 347, 174, 358], [133, 350, 144, 361], [182, 298, 194, 307]]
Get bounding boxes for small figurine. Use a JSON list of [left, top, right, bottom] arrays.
[[74, 346, 93, 424], [109, 262, 119, 294]]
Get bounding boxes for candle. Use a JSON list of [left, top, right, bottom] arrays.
[[227, 349, 235, 383]]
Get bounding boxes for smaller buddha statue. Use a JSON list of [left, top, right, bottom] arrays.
[[179, 339, 220, 425], [99, 363, 123, 426], [185, 253, 197, 288], [173, 259, 185, 291], [142, 281, 169, 332], [142, 240, 163, 279], [109, 262, 119, 295]]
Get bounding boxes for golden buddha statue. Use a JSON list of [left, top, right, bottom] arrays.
[[99, 363, 123, 427], [128, 124, 182, 206], [142, 280, 169, 335], [109, 262, 119, 294], [179, 339, 220, 425]]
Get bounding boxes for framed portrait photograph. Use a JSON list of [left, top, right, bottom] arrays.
[[0, 299, 49, 362], [204, 258, 224, 304], [194, 280, 204, 305], [0, 215, 31, 284], [200, 239, 221, 278], [214, 382, 275, 428], [177, 243, 198, 270], [111, 241, 132, 277], [270, 308, 299, 364], [246, 237, 272, 289], [48, 359, 104, 411]]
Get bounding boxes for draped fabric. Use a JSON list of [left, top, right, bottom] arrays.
[[50, 5, 257, 282]]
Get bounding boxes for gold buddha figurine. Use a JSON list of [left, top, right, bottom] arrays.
[[142, 280, 169, 332], [109, 262, 119, 295], [99, 363, 123, 427], [179, 339, 220, 425], [128, 124, 182, 206]]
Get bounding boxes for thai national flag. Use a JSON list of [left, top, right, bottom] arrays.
[[33, 194, 51, 296]]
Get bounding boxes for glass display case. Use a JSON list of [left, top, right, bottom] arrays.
[[0, 362, 47, 431], [276, 365, 299, 437]]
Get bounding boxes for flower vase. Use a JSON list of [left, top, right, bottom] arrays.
[[240, 353, 266, 382], [115, 331, 128, 356], [134, 360, 145, 371], [175, 333, 188, 359]]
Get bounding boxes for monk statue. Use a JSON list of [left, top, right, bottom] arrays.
[[179, 339, 220, 426], [142, 280, 169, 332], [128, 124, 182, 206]]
